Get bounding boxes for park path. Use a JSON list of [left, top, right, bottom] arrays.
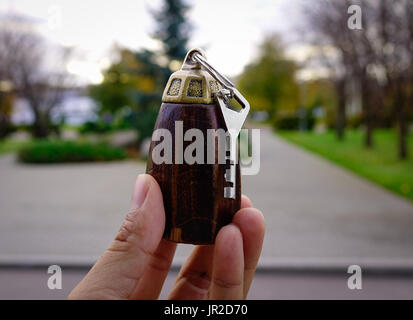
[[1, 128, 413, 268]]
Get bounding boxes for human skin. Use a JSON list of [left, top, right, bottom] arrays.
[[68, 174, 265, 300]]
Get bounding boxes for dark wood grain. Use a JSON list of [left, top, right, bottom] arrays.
[[146, 102, 241, 244]]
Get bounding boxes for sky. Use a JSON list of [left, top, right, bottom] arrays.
[[0, 0, 304, 84]]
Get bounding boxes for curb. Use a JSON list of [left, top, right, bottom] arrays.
[[1, 255, 413, 275]]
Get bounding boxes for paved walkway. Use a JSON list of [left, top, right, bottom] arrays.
[[1, 128, 413, 268], [2, 268, 413, 299]]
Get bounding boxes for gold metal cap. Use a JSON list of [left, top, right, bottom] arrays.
[[162, 48, 221, 104]]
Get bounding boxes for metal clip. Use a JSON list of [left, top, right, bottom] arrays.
[[191, 51, 250, 133], [191, 50, 250, 199]]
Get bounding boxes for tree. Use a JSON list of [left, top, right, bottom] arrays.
[[0, 15, 72, 138], [90, 0, 192, 145], [89, 48, 170, 143], [152, 0, 191, 63], [0, 88, 14, 138], [237, 35, 300, 121], [304, 0, 413, 159], [371, 0, 413, 159], [303, 79, 337, 129], [304, 0, 365, 141]]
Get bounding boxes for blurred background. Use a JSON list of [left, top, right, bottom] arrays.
[[0, 0, 413, 299]]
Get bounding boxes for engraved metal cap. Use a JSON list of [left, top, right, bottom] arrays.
[[162, 48, 221, 104]]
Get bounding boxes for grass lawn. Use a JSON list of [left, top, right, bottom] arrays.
[[278, 129, 413, 201], [0, 139, 32, 155]]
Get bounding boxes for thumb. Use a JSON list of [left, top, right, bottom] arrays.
[[68, 174, 166, 299]]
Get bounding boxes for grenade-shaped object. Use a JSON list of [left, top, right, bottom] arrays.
[[146, 48, 249, 244]]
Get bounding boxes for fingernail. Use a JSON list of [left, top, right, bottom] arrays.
[[131, 174, 149, 209]]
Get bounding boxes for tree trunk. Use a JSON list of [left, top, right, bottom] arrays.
[[32, 110, 52, 138], [0, 92, 13, 138], [365, 119, 374, 148], [0, 113, 11, 138], [335, 79, 346, 140], [396, 84, 408, 160], [398, 114, 408, 160], [0, 117, 11, 138], [361, 74, 374, 148]]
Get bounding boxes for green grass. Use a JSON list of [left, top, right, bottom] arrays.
[[278, 129, 413, 201], [0, 139, 32, 155]]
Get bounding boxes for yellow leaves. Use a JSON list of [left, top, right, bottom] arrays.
[[102, 70, 154, 93], [0, 92, 14, 116], [137, 76, 155, 93], [121, 74, 155, 93], [120, 49, 140, 69]]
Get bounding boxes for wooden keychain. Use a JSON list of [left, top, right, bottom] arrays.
[[147, 48, 250, 244]]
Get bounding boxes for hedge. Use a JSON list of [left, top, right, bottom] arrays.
[[18, 140, 126, 163]]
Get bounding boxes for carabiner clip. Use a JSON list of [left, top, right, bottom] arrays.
[[191, 50, 250, 136]]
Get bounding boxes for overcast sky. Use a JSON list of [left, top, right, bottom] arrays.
[[0, 0, 303, 83]]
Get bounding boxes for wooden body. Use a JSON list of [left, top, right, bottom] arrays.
[[146, 102, 241, 244]]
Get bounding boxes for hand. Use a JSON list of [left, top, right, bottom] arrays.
[[68, 174, 265, 300]]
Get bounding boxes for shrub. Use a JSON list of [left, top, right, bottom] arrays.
[[347, 114, 363, 129], [18, 140, 126, 163], [274, 115, 300, 130], [274, 112, 316, 131], [79, 120, 114, 134], [307, 115, 316, 131], [124, 109, 158, 143]]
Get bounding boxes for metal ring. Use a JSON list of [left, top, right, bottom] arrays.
[[192, 52, 235, 89]]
